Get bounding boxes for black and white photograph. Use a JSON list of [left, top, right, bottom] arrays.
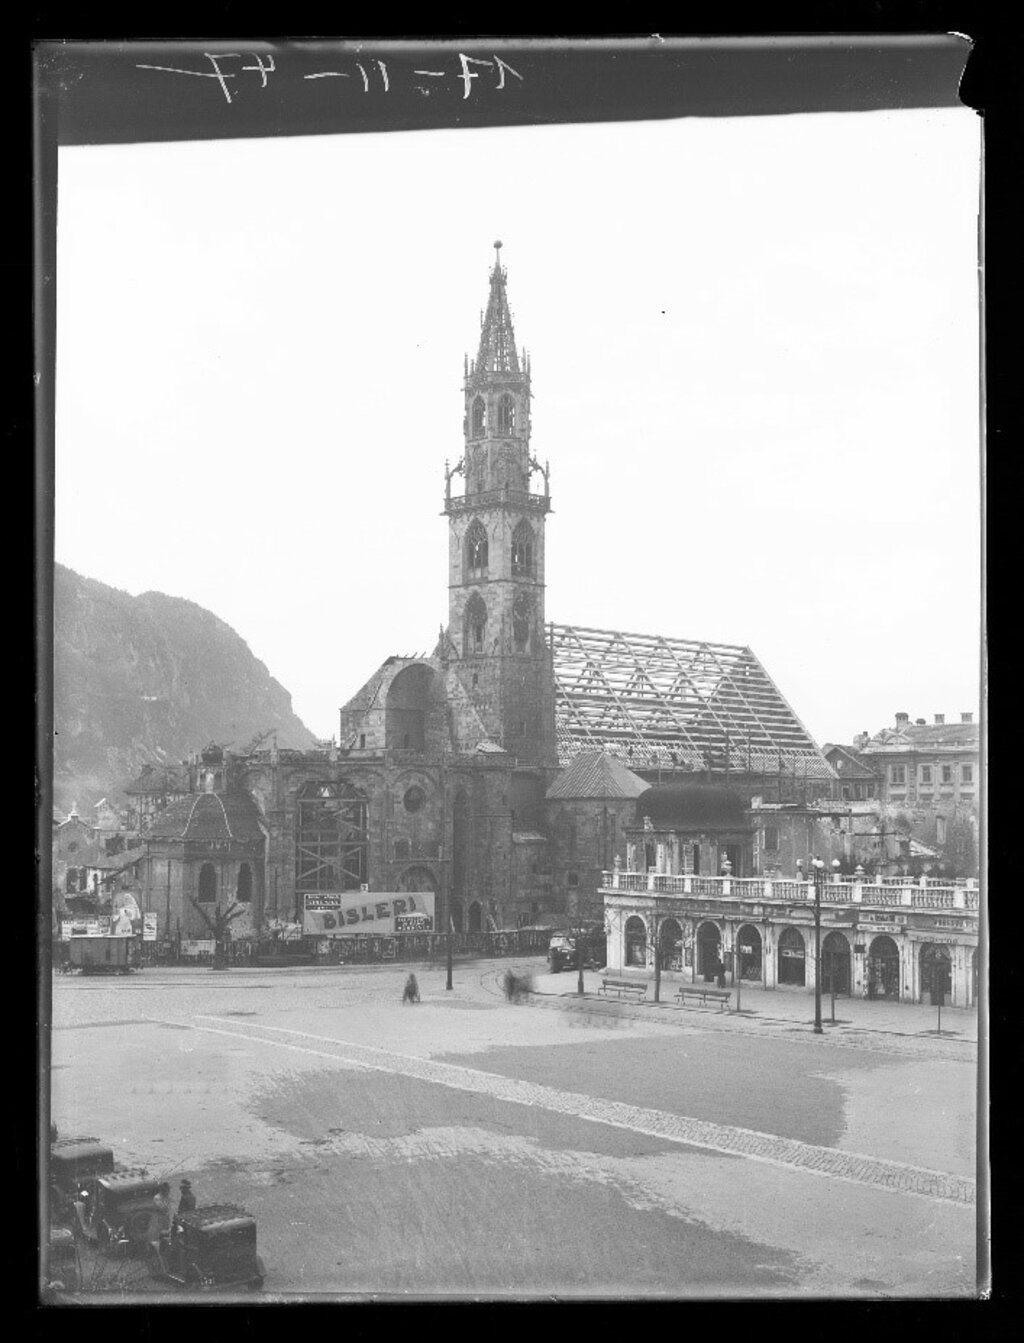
[[37, 37, 986, 1302]]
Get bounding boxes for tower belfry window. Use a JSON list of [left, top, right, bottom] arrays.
[[464, 592, 487, 656], [465, 520, 488, 579], [511, 521, 534, 577], [512, 591, 532, 651], [471, 397, 485, 438], [497, 394, 515, 435]]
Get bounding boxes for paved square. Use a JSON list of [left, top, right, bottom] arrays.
[[48, 959, 979, 1299]]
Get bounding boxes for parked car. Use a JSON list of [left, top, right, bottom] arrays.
[[151, 1204, 265, 1290], [548, 929, 607, 973], [74, 1169, 166, 1249], [547, 935, 577, 972], [50, 1137, 116, 1224]]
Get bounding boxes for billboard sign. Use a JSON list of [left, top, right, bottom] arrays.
[[303, 891, 435, 937]]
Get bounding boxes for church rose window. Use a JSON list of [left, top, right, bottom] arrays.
[[295, 780, 369, 892]]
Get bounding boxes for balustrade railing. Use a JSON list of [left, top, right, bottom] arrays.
[[601, 870, 978, 914]]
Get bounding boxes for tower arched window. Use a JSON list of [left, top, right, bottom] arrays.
[[511, 520, 534, 577], [512, 591, 532, 652], [464, 520, 488, 579], [497, 394, 515, 435], [464, 593, 487, 656], [471, 397, 485, 438]]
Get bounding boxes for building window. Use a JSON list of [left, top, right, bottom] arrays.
[[465, 519, 488, 579], [295, 781, 369, 892], [567, 871, 579, 888], [942, 765, 953, 785], [394, 839, 410, 860], [471, 396, 485, 437], [763, 827, 779, 852], [920, 766, 932, 785], [404, 785, 426, 813], [936, 816, 947, 845], [497, 393, 515, 435], [890, 766, 906, 785], [511, 521, 534, 577], [961, 764, 973, 784], [237, 862, 253, 903], [841, 785, 852, 800], [464, 592, 487, 656], [198, 863, 217, 903]]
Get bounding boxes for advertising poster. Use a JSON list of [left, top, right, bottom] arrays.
[[303, 891, 435, 937], [143, 913, 158, 942]]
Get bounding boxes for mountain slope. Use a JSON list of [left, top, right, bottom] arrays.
[[52, 564, 319, 812]]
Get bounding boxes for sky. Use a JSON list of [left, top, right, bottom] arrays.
[[54, 108, 982, 748]]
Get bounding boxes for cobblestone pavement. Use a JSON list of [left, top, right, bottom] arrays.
[[165, 1013, 974, 1208], [49, 962, 981, 1298]]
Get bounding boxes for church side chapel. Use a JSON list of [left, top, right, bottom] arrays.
[[142, 245, 834, 939]]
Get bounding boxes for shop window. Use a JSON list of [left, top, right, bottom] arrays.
[[625, 915, 647, 967]]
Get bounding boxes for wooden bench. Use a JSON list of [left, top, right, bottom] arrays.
[[675, 985, 731, 1012], [598, 978, 649, 1002]]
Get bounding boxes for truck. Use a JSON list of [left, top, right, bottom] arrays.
[[69, 935, 141, 975]]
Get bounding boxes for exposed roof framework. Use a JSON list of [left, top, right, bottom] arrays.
[[550, 623, 834, 779]]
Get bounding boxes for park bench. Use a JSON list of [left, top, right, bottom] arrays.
[[674, 985, 731, 1012], [598, 978, 648, 1002]]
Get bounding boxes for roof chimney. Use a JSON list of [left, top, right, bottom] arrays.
[[895, 712, 909, 727], [934, 714, 945, 725], [961, 712, 973, 724]]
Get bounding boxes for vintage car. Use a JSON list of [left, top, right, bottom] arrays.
[[152, 1204, 265, 1290], [547, 935, 577, 972], [50, 1137, 116, 1223], [72, 1169, 166, 1249], [547, 929, 607, 973]]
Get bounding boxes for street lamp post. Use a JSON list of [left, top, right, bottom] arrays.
[[721, 857, 738, 1010], [812, 857, 825, 1034]]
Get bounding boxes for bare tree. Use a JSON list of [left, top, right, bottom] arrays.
[[188, 897, 246, 970]]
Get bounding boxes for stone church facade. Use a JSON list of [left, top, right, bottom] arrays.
[[141, 245, 838, 943]]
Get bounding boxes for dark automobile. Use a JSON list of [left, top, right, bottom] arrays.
[[74, 1169, 166, 1249], [50, 1138, 116, 1223], [152, 1204, 265, 1290], [547, 929, 607, 973]]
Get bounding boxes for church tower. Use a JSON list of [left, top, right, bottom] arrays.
[[444, 243, 557, 766]]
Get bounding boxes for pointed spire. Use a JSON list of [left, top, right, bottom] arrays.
[[474, 240, 521, 377]]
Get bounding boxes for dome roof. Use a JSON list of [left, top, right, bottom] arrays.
[[638, 783, 748, 828], [148, 791, 264, 844]]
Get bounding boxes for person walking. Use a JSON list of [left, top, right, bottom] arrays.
[[177, 1180, 196, 1217], [402, 973, 420, 1004]]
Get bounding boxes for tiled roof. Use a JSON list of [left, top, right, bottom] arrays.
[[546, 751, 651, 800], [147, 791, 265, 844], [823, 744, 880, 780]]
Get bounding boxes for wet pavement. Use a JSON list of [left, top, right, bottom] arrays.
[[47, 958, 982, 1300]]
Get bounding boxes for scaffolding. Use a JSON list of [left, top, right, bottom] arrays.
[[549, 623, 834, 779]]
